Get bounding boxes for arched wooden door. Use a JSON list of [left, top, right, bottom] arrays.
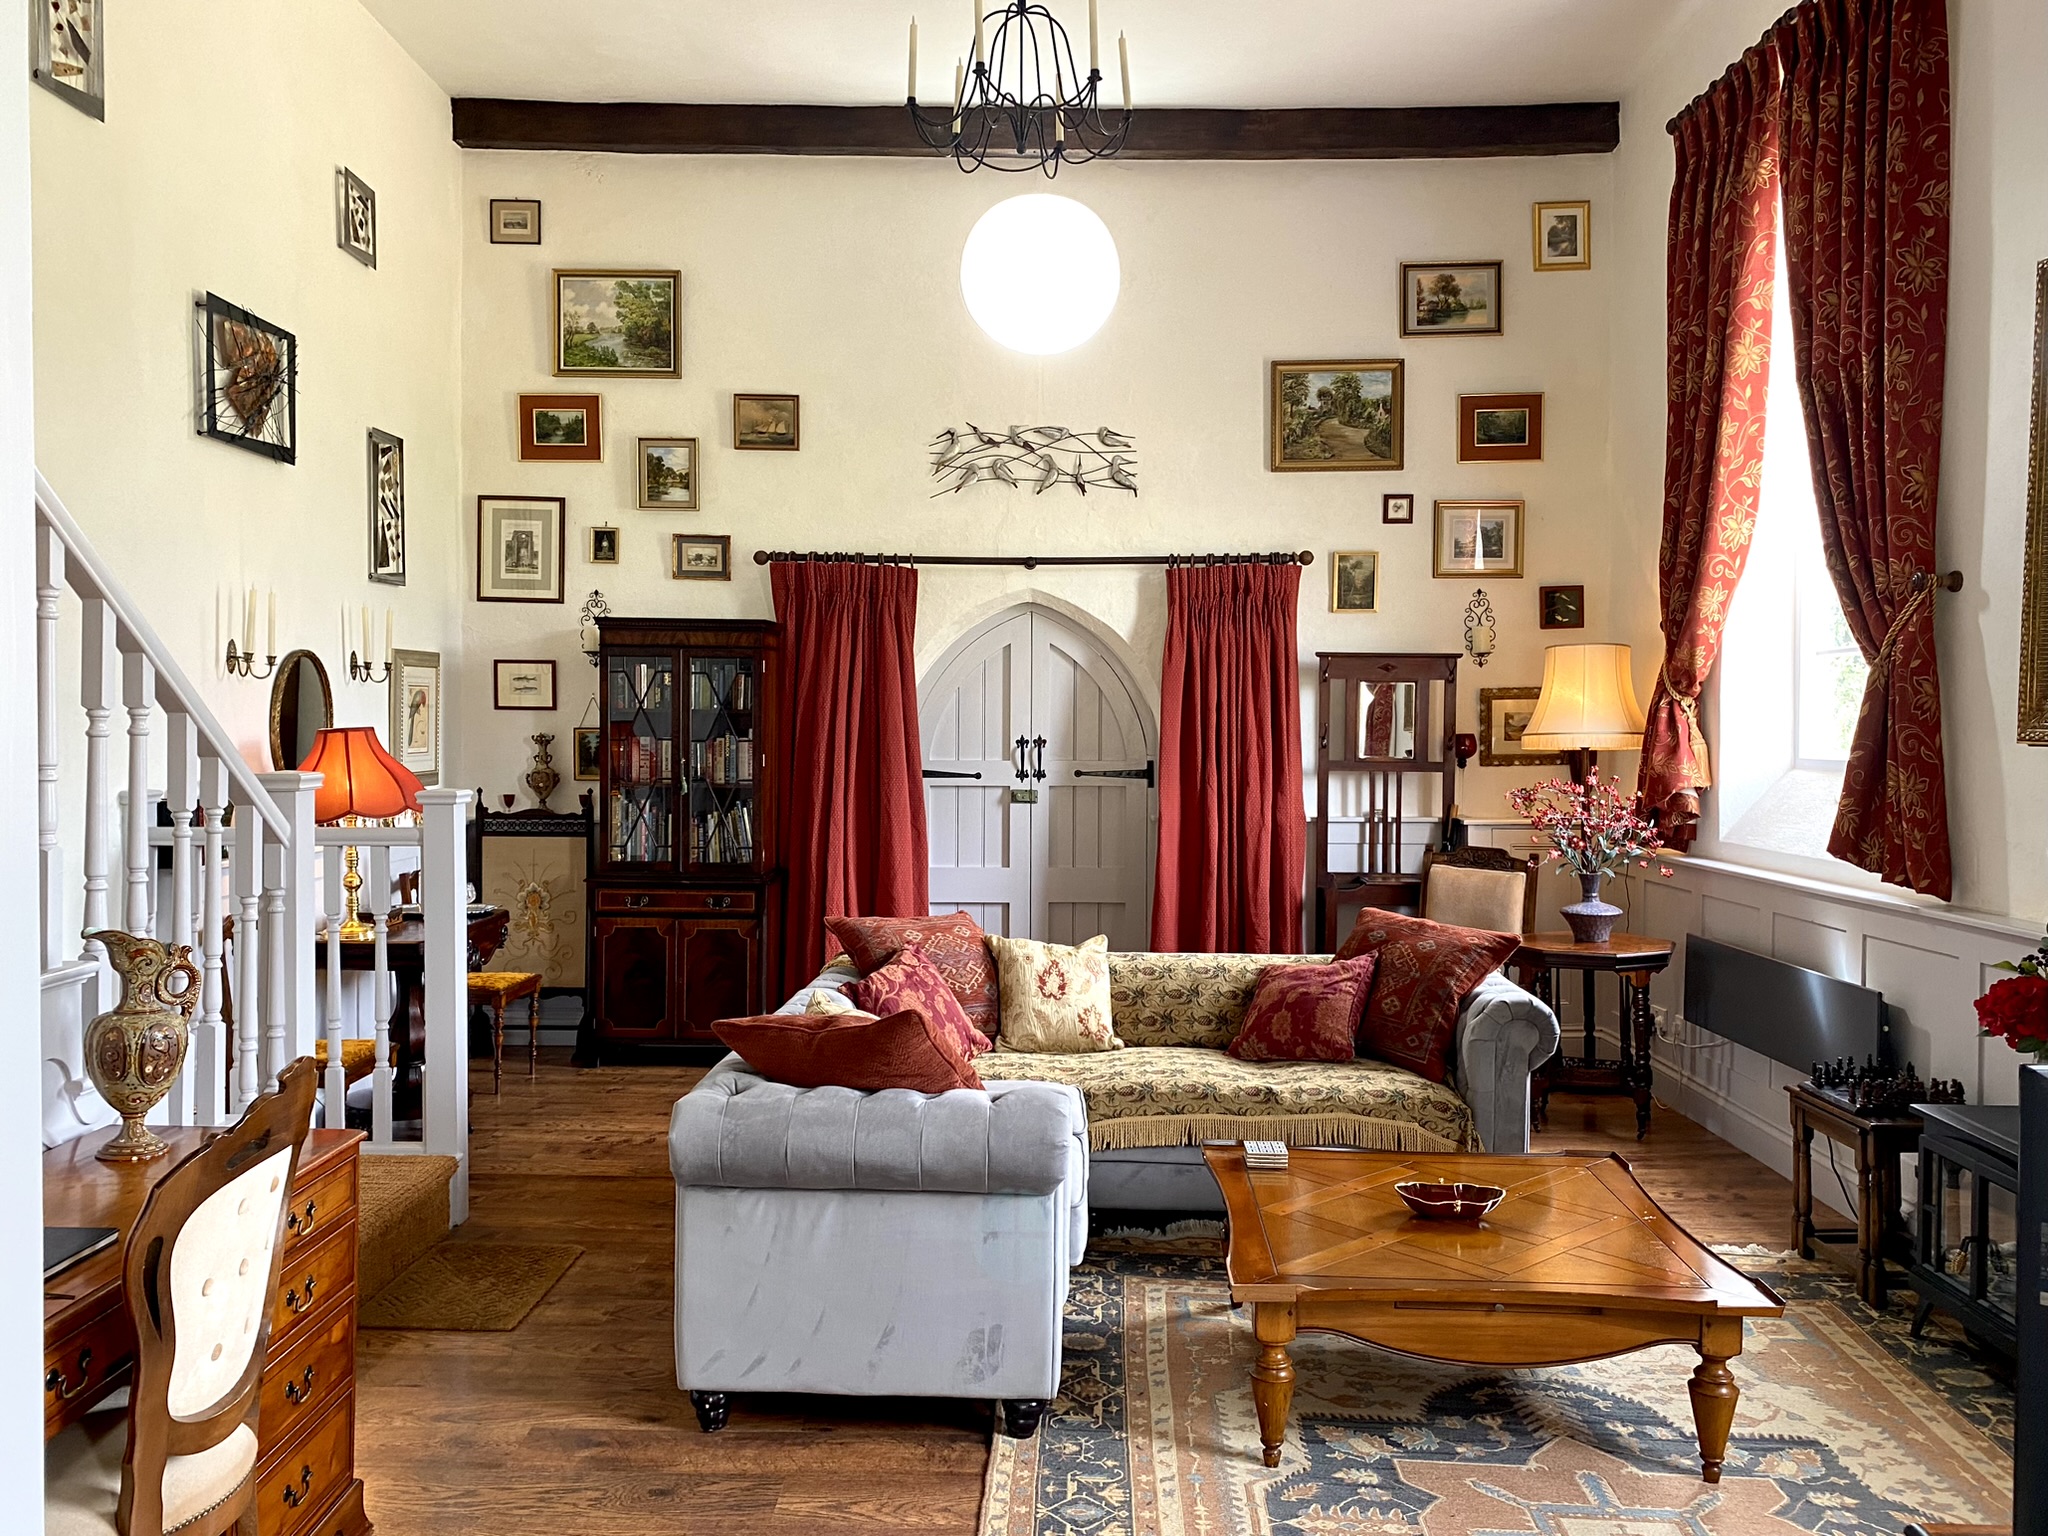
[[919, 607, 1155, 947]]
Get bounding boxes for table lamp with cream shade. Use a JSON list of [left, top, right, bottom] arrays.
[[1520, 643, 1648, 785], [299, 725, 422, 941]]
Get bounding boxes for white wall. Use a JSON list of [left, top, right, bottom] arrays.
[[0, 1, 41, 1509], [456, 151, 1621, 822], [30, 0, 465, 780]]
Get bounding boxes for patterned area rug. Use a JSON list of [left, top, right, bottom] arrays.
[[359, 1241, 581, 1331], [980, 1237, 2012, 1536]]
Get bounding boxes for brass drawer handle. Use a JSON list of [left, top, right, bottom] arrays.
[[706, 895, 732, 910], [286, 1198, 317, 1239], [627, 893, 650, 908], [285, 1277, 317, 1314], [281, 1466, 313, 1509], [45, 1347, 93, 1401], [283, 1366, 317, 1404]]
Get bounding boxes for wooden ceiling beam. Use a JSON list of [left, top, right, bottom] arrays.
[[450, 99, 1620, 160]]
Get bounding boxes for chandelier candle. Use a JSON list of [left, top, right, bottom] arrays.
[[908, 17, 917, 96]]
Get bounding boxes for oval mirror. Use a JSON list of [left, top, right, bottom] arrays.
[[269, 650, 334, 770]]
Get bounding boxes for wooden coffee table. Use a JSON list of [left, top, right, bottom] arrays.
[[1204, 1145, 1783, 1480]]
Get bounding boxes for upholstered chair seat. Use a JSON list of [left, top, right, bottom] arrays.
[[468, 970, 544, 1090], [44, 1393, 257, 1536], [1423, 864, 1531, 935]]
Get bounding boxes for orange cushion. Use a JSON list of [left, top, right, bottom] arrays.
[[1227, 956, 1378, 1064], [825, 913, 998, 1040], [712, 1009, 983, 1096], [1336, 911, 1519, 1083]]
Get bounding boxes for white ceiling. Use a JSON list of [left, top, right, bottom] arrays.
[[361, 0, 1705, 109]]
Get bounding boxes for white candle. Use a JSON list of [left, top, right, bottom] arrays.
[[907, 16, 918, 98], [361, 606, 371, 660], [1089, 0, 1099, 72], [243, 588, 255, 653], [953, 58, 964, 132], [1119, 31, 1130, 112], [973, 0, 984, 64], [267, 590, 277, 658], [385, 609, 394, 663]]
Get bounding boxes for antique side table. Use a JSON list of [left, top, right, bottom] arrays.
[[1512, 931, 1675, 1138], [1785, 1082, 1922, 1307]]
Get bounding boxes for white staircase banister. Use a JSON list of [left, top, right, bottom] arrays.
[[35, 470, 287, 842]]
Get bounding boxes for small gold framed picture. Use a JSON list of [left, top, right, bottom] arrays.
[[637, 436, 699, 509], [733, 394, 799, 450], [1330, 551, 1379, 613], [588, 526, 620, 564], [1532, 201, 1591, 271], [1434, 499, 1525, 579], [490, 199, 542, 245]]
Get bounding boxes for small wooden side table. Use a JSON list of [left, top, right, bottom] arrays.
[[1785, 1082, 1921, 1307], [1513, 932, 1675, 1139]]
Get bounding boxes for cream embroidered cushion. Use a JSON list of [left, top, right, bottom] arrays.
[[989, 933, 1121, 1053], [802, 988, 863, 1015]]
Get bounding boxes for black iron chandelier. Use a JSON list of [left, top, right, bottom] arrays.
[[906, 2, 1132, 176]]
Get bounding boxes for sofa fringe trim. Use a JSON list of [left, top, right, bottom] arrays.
[[1083, 1114, 1474, 1154]]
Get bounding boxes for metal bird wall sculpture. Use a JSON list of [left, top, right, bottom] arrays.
[[929, 424, 1138, 497]]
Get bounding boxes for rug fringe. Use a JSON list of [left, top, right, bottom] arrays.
[[1086, 1113, 1466, 1154]]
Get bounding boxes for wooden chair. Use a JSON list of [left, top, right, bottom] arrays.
[[468, 970, 543, 1091], [45, 1059, 318, 1536], [1418, 845, 1540, 936]]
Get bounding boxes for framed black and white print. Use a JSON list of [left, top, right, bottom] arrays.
[[477, 495, 566, 604], [494, 659, 558, 711], [1383, 493, 1415, 525], [33, 0, 102, 119], [367, 428, 405, 586], [1532, 201, 1591, 271], [337, 169, 376, 268], [490, 199, 542, 245], [390, 648, 441, 786], [588, 525, 620, 564], [198, 294, 296, 463]]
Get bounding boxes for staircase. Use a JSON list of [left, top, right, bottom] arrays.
[[35, 470, 476, 1240]]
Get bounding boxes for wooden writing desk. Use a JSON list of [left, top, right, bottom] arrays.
[[45, 1126, 372, 1536]]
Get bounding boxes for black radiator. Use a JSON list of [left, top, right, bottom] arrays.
[[1681, 936, 1890, 1070]]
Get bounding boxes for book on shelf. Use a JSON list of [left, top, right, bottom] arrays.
[[690, 665, 755, 713], [691, 732, 756, 787]]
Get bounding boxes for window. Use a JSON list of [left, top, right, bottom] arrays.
[[1709, 220, 1870, 871]]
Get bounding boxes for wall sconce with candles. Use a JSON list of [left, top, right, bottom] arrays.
[[349, 605, 393, 684], [224, 585, 279, 679], [579, 589, 611, 666]]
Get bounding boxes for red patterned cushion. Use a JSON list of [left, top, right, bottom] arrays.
[[1227, 956, 1379, 1063], [845, 943, 993, 1056], [825, 913, 998, 1039], [1336, 910, 1520, 1083], [712, 1009, 982, 1095]]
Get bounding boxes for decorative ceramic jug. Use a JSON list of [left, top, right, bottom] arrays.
[[83, 930, 200, 1163]]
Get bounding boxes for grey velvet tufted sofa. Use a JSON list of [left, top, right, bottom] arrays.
[[670, 1064, 1088, 1438]]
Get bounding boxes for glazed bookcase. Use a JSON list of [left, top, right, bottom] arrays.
[[588, 617, 779, 1056]]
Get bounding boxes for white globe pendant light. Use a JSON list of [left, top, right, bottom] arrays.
[[960, 193, 1120, 355]]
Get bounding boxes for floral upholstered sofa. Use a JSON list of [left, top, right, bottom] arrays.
[[774, 949, 1560, 1213]]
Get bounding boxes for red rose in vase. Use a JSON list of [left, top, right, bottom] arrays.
[[1975, 973, 2048, 1055]]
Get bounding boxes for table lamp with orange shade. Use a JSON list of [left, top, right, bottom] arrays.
[[299, 725, 422, 940]]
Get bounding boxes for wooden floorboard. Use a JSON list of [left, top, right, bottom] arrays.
[[354, 1054, 1835, 1535]]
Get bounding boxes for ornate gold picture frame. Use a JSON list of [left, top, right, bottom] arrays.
[[2021, 260, 2048, 745]]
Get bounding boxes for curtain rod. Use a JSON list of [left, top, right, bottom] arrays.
[[752, 549, 1315, 569]]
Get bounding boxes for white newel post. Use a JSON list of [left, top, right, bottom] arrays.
[[35, 522, 61, 971], [193, 755, 231, 1126], [260, 770, 320, 1076], [162, 712, 199, 1124], [417, 788, 472, 1224]]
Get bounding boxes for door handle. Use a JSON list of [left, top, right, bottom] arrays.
[[1013, 737, 1030, 782], [1031, 737, 1047, 781]]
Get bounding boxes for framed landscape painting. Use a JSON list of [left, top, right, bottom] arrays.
[[490, 199, 542, 245], [477, 495, 566, 604], [1330, 551, 1379, 613], [1434, 499, 1524, 578], [1400, 261, 1503, 337], [1271, 360, 1404, 472], [555, 269, 679, 377], [1479, 686, 1569, 767], [638, 436, 699, 508], [672, 534, 732, 581], [1458, 392, 1544, 462], [519, 393, 602, 463], [1533, 201, 1592, 271]]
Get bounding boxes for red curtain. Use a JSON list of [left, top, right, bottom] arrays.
[[1775, 0, 1954, 899], [1150, 561, 1306, 953], [771, 561, 929, 994], [1637, 43, 1782, 849]]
